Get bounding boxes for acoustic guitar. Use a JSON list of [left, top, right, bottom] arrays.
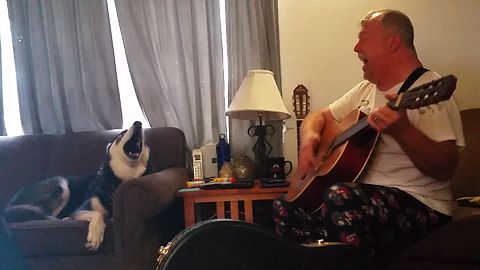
[[285, 75, 457, 213]]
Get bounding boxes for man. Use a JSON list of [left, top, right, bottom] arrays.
[[273, 9, 465, 258]]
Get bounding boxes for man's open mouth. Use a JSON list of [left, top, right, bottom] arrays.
[[358, 55, 368, 65]]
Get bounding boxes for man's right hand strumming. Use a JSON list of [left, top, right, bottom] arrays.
[[295, 108, 334, 178]]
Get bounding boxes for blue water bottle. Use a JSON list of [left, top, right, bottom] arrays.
[[216, 133, 231, 172]]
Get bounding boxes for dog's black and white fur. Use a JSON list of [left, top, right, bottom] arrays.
[[3, 121, 151, 250]]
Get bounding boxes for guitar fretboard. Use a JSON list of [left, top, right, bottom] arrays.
[[331, 117, 370, 150], [330, 75, 457, 151], [296, 119, 303, 158]]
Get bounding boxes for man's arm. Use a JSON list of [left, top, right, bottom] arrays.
[[393, 127, 458, 181], [367, 95, 459, 181], [297, 108, 337, 177]]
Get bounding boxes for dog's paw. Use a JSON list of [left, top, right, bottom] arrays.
[[85, 217, 106, 251]]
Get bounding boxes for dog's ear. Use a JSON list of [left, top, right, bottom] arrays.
[[105, 143, 112, 160], [105, 129, 127, 159], [113, 130, 128, 145]]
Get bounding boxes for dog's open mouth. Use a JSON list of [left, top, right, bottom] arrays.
[[123, 122, 144, 160], [124, 139, 142, 159]]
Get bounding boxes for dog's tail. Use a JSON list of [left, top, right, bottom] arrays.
[[3, 205, 57, 223]]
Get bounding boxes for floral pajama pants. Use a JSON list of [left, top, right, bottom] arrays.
[[272, 182, 451, 257]]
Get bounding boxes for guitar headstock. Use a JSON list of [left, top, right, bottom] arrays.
[[293, 84, 310, 119], [388, 75, 457, 110]]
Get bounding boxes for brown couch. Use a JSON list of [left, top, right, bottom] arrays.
[[379, 108, 480, 269], [0, 127, 189, 270]]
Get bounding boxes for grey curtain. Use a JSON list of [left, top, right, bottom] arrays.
[[0, 36, 5, 136], [114, 0, 225, 149], [226, 0, 282, 159], [7, 0, 122, 134]]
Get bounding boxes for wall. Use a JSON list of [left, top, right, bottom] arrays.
[[278, 0, 480, 170]]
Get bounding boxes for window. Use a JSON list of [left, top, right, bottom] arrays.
[[0, 0, 22, 135], [106, 0, 150, 129], [1, 0, 230, 135]]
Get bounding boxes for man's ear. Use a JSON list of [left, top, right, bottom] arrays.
[[389, 34, 402, 52]]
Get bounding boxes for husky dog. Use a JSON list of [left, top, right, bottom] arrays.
[[3, 121, 151, 250]]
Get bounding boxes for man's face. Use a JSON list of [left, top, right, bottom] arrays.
[[353, 17, 391, 84]]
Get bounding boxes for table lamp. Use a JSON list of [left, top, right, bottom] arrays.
[[225, 69, 291, 178]]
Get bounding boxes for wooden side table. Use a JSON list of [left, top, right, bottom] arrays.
[[177, 181, 289, 227]]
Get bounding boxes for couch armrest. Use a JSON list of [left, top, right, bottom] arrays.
[[113, 167, 188, 270], [114, 168, 187, 219], [396, 214, 480, 262]]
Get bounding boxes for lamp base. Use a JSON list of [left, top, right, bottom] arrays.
[[248, 123, 275, 178]]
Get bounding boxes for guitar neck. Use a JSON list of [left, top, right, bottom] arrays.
[[296, 119, 303, 158], [330, 75, 457, 150], [331, 116, 370, 150]]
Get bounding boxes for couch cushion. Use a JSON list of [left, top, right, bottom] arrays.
[[9, 219, 114, 256], [46, 130, 120, 177], [45, 126, 186, 177], [0, 135, 56, 209]]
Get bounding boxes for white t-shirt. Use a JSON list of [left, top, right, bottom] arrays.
[[328, 71, 465, 215]]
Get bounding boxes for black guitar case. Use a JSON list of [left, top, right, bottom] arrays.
[[156, 219, 367, 270]]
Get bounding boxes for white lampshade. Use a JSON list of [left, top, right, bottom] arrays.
[[225, 70, 291, 121]]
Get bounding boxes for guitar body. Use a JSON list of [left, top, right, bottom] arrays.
[[156, 219, 366, 270], [286, 110, 380, 213]]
